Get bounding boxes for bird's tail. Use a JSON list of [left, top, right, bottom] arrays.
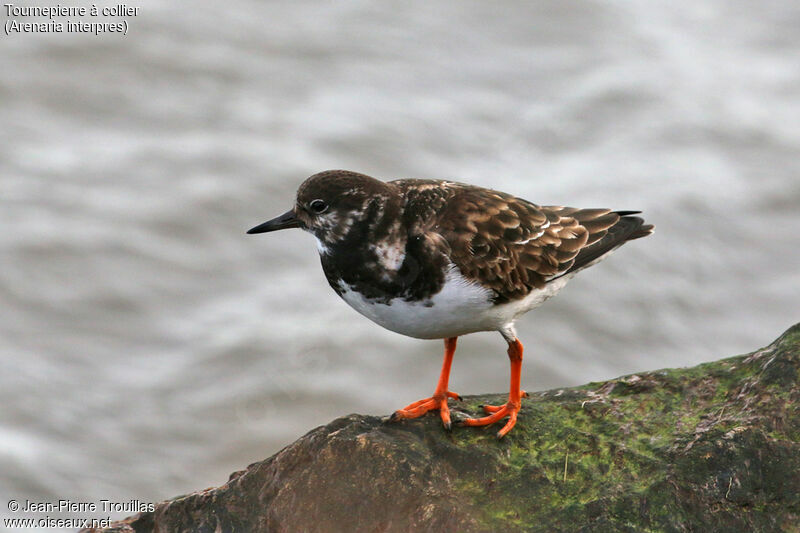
[[561, 210, 653, 275]]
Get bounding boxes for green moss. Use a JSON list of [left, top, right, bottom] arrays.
[[445, 323, 800, 532], [97, 323, 800, 533]]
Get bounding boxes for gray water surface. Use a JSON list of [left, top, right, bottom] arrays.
[[1, 0, 799, 524]]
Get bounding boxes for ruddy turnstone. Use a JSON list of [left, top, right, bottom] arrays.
[[248, 170, 653, 438]]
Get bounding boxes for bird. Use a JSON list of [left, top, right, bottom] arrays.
[[248, 170, 653, 438]]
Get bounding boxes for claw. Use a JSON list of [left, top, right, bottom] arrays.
[[481, 403, 504, 414], [496, 409, 518, 439], [391, 390, 460, 430], [461, 401, 521, 436]]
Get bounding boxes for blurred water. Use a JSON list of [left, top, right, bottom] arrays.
[[1, 0, 799, 525]]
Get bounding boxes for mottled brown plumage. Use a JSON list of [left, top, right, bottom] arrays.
[[248, 170, 654, 438], [390, 178, 653, 303]]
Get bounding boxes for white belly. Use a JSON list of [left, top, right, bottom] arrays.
[[337, 265, 574, 339]]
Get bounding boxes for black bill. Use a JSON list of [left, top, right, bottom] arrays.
[[247, 209, 302, 234]]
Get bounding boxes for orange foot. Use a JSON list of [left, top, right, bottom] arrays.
[[460, 391, 529, 438], [390, 390, 462, 430], [388, 337, 461, 430], [460, 338, 528, 439]]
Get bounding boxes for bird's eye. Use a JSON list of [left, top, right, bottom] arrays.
[[309, 199, 328, 214]]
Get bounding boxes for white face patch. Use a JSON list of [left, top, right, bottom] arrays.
[[309, 210, 358, 246], [316, 212, 345, 232]]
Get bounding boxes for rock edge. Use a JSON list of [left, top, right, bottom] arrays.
[[86, 323, 800, 533]]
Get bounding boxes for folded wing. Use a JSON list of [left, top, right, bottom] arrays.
[[434, 188, 653, 303]]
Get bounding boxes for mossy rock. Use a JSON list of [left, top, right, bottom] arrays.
[[89, 323, 800, 533]]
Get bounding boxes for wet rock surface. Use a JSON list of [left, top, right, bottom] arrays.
[[86, 323, 800, 532]]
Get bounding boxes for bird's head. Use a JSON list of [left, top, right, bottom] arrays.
[[247, 170, 391, 251]]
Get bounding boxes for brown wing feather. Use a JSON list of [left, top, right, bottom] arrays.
[[393, 180, 652, 303], [432, 187, 630, 302], [559, 210, 653, 276]]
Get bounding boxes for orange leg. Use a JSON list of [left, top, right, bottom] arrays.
[[461, 338, 526, 438], [390, 337, 461, 430]]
